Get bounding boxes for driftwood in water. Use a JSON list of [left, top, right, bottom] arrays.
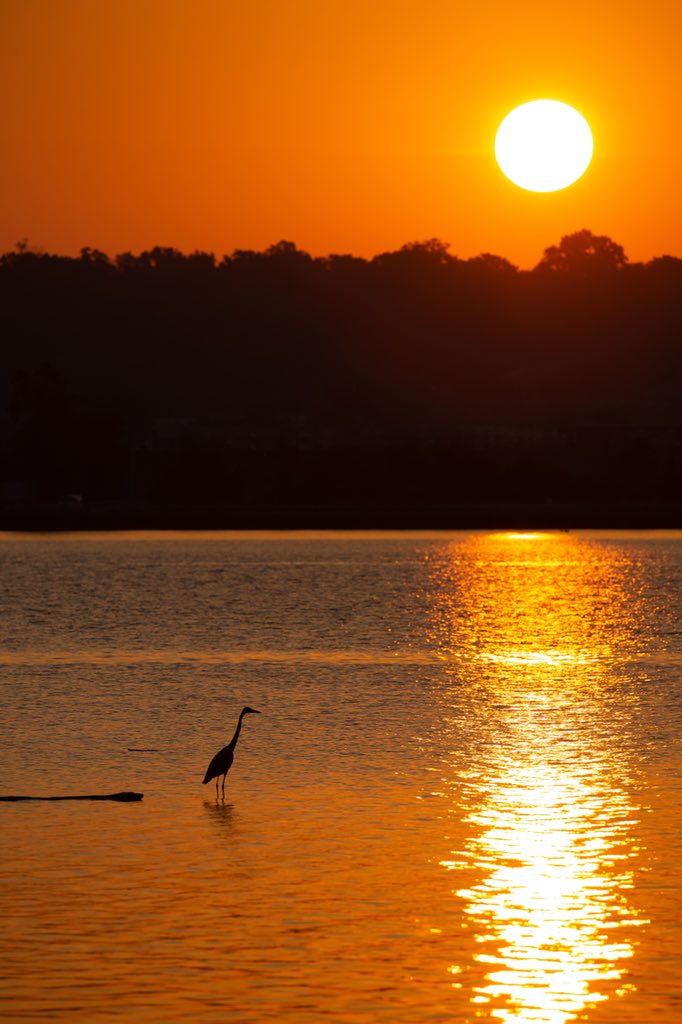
[[0, 791, 144, 802], [127, 748, 158, 752]]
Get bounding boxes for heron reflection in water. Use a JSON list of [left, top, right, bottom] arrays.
[[202, 706, 261, 797]]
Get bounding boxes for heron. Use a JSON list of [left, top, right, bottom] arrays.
[[202, 706, 261, 796]]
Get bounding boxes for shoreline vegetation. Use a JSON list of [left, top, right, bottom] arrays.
[[2, 501, 681, 532], [2, 230, 681, 529]]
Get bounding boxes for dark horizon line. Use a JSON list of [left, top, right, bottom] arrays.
[[5, 231, 682, 272]]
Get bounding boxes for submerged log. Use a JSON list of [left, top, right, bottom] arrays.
[[0, 791, 144, 802]]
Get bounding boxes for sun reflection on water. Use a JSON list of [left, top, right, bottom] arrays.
[[428, 532, 648, 1023]]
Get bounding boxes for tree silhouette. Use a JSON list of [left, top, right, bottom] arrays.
[[535, 229, 627, 274], [465, 253, 518, 274], [1, 231, 682, 515]]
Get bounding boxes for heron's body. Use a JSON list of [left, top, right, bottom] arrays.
[[202, 706, 260, 795]]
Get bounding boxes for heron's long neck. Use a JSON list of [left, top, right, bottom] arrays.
[[228, 711, 246, 750]]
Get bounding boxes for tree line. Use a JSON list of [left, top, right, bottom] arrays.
[[1, 230, 681, 511]]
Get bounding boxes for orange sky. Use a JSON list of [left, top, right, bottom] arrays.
[[2, 0, 680, 267]]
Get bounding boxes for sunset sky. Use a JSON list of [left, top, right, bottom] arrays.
[[2, 0, 680, 268]]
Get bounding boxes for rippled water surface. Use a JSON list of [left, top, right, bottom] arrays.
[[2, 530, 682, 1023]]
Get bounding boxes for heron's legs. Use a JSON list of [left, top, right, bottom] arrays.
[[221, 774, 226, 797]]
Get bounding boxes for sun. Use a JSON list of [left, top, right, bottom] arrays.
[[495, 100, 593, 193]]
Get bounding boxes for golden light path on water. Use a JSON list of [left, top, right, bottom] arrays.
[[428, 532, 648, 1023]]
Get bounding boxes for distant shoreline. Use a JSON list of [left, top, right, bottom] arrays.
[[1, 501, 681, 532]]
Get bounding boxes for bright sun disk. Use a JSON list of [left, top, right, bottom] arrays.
[[495, 100, 593, 193]]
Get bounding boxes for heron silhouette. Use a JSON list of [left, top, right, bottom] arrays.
[[202, 706, 261, 796]]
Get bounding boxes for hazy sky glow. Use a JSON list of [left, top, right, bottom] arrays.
[[2, 0, 680, 266]]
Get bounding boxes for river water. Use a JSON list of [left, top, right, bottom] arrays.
[[1, 530, 681, 1023]]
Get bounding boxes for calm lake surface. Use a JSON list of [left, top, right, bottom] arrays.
[[2, 530, 682, 1023]]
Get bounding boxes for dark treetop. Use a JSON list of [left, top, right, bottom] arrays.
[[2, 231, 681, 524]]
